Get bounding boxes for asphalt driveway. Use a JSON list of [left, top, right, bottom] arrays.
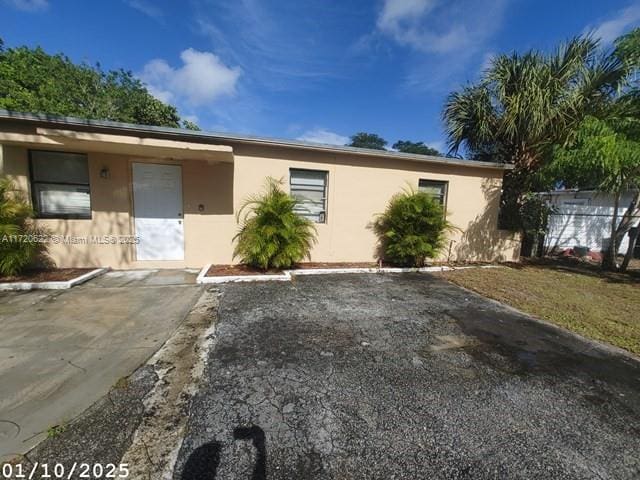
[[0, 269, 203, 459], [175, 273, 640, 479]]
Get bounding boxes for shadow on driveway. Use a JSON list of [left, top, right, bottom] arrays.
[[175, 273, 640, 479]]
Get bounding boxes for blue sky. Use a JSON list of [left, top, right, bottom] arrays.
[[1, 0, 639, 152]]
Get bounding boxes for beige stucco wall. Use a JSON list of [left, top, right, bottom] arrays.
[[233, 144, 520, 264], [1, 140, 520, 269], [1, 144, 236, 269]]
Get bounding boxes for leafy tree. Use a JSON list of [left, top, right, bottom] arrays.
[[392, 140, 441, 156], [443, 36, 630, 239], [547, 29, 640, 271], [549, 116, 640, 271], [348, 132, 387, 150], [0, 40, 195, 128], [0, 177, 48, 276], [373, 188, 454, 267], [182, 120, 201, 131], [234, 178, 317, 270]]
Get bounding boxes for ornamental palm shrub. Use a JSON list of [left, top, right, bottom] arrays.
[[0, 176, 47, 276], [233, 177, 317, 270], [374, 188, 454, 267]]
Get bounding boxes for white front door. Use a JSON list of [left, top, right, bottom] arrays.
[[132, 163, 184, 261]]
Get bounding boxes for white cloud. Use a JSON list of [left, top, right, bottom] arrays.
[[139, 49, 241, 107], [378, 0, 434, 31], [358, 0, 510, 94], [375, 0, 508, 54], [297, 128, 349, 146], [124, 0, 163, 21], [585, 3, 640, 45], [3, 0, 48, 11]]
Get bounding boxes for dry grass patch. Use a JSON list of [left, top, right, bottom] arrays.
[[440, 263, 640, 356]]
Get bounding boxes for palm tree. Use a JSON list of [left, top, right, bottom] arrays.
[[442, 36, 630, 236]]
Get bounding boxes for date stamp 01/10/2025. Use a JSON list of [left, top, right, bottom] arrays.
[[1, 463, 130, 479]]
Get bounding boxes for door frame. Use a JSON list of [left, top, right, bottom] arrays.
[[129, 159, 185, 262]]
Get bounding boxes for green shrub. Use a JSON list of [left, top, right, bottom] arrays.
[[374, 188, 455, 267], [233, 178, 317, 270], [0, 177, 47, 276]]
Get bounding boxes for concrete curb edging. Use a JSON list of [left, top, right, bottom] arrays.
[[195, 263, 211, 284], [0, 267, 109, 291], [197, 263, 499, 284]]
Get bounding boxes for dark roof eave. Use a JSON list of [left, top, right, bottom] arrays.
[[0, 109, 512, 171]]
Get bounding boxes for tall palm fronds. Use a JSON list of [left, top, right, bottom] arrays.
[[443, 36, 628, 168], [443, 35, 632, 235]]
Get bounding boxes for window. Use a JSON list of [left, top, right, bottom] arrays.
[[290, 169, 328, 223], [418, 179, 448, 207], [30, 150, 91, 219]]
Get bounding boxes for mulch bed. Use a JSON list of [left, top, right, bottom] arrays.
[[206, 262, 384, 277], [0, 268, 95, 283], [205, 261, 476, 277], [206, 264, 285, 276]]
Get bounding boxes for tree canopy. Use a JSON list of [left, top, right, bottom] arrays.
[[347, 134, 443, 156], [443, 36, 628, 167], [0, 39, 197, 129], [347, 132, 387, 150], [443, 35, 633, 234], [392, 140, 441, 156], [181, 120, 201, 131], [551, 117, 640, 193], [549, 114, 640, 270], [545, 30, 640, 270]]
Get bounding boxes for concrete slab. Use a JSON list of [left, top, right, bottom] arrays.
[[0, 270, 203, 458], [140, 269, 198, 286], [85, 269, 199, 288], [84, 269, 156, 288]]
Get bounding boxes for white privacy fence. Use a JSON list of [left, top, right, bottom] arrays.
[[544, 203, 638, 253]]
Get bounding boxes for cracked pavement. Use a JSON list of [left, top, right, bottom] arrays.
[[174, 273, 640, 479]]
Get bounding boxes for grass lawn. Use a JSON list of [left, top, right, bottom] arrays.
[[440, 260, 640, 356]]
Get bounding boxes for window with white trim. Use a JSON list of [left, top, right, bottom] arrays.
[[30, 150, 91, 219], [290, 168, 328, 223], [418, 179, 448, 207]]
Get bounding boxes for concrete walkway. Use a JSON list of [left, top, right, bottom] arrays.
[[0, 269, 203, 459]]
